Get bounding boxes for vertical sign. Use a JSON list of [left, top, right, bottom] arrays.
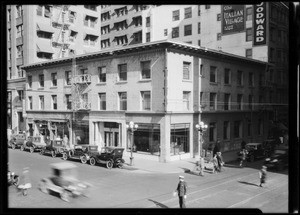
[[222, 5, 245, 34], [253, 2, 267, 45]]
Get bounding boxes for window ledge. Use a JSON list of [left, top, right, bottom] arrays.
[[37, 87, 44, 90], [50, 86, 58, 89], [182, 79, 192, 83], [116, 81, 127, 84], [64, 85, 72, 88], [138, 79, 151, 83], [27, 88, 32, 91], [96, 82, 106, 86], [209, 82, 218, 85]]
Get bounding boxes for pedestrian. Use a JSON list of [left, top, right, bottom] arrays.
[[63, 134, 69, 148], [17, 167, 32, 196], [259, 166, 267, 187], [216, 151, 224, 171], [76, 136, 81, 145], [212, 154, 219, 173], [239, 148, 248, 167], [199, 156, 205, 176], [174, 175, 187, 208]]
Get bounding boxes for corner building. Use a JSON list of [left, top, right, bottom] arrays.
[[22, 40, 269, 162]]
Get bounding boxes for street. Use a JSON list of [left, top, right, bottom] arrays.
[[8, 148, 288, 212]]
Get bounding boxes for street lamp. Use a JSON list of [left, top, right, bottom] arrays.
[[195, 121, 208, 158], [126, 121, 138, 166]]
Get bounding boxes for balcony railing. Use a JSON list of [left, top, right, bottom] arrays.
[[74, 101, 91, 110], [72, 74, 91, 84]]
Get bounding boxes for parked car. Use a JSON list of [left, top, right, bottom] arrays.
[[21, 136, 47, 153], [38, 162, 90, 202], [245, 142, 270, 162], [263, 138, 280, 154], [89, 146, 125, 169], [40, 140, 67, 158], [62, 145, 90, 164], [264, 146, 288, 171], [8, 132, 29, 149]]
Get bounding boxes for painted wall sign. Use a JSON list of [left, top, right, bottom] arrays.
[[222, 5, 245, 34], [253, 2, 267, 45]]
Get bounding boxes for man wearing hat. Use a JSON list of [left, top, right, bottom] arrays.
[[259, 166, 267, 187], [174, 175, 188, 208]]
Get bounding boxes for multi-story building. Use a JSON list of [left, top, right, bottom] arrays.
[[7, 4, 101, 134], [22, 40, 269, 162]]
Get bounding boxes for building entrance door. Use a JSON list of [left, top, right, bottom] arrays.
[[105, 131, 113, 146]]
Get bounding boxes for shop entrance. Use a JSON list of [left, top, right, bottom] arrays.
[[104, 122, 120, 147]]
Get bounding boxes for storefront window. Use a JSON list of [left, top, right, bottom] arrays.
[[132, 123, 160, 155], [73, 120, 89, 145], [170, 123, 190, 155]]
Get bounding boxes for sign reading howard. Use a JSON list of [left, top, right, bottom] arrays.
[[253, 2, 267, 45], [222, 5, 245, 35]]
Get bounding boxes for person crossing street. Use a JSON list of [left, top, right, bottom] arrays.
[[174, 175, 188, 208]]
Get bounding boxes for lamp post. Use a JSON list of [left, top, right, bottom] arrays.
[[195, 121, 208, 158], [126, 121, 138, 166]]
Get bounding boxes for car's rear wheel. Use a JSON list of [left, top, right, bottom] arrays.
[[20, 145, 24, 151], [106, 160, 113, 169], [51, 151, 56, 158], [80, 156, 87, 164], [115, 159, 123, 169], [89, 157, 96, 166], [62, 153, 68, 160], [39, 181, 49, 194], [250, 155, 254, 162], [29, 147, 34, 153]]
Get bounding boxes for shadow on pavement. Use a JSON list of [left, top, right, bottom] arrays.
[[148, 199, 168, 208], [238, 180, 259, 187]]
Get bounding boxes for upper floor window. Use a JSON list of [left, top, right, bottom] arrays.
[[99, 93, 106, 110], [246, 28, 252, 41], [114, 20, 127, 31], [16, 25, 23, 38], [28, 75, 32, 88], [249, 72, 254, 87], [118, 64, 127, 81], [164, 29, 168, 36], [234, 121, 242, 138], [84, 34, 98, 46], [115, 6, 128, 17], [119, 92, 127, 110], [184, 7, 192, 19], [52, 95, 57, 110], [183, 91, 191, 110], [205, 5, 210, 9], [69, 11, 76, 23], [198, 5, 201, 16], [98, 66, 106, 83], [141, 91, 151, 110], [16, 5, 23, 17], [172, 10, 180, 21], [39, 96, 44, 110], [84, 15, 97, 28], [224, 68, 231, 84], [134, 31, 142, 43], [246, 48, 252, 58], [237, 70, 243, 86], [101, 39, 110, 49], [101, 25, 110, 35], [146, 17, 150, 27], [184, 24, 192, 36], [133, 16, 142, 27], [210, 93, 216, 110], [210, 66, 217, 83], [65, 71, 71, 85], [39, 74, 44, 88], [198, 22, 201, 34], [248, 95, 253, 110], [51, 73, 57, 87], [172, 27, 179, 38], [115, 35, 128, 45], [183, 62, 191, 80], [17, 90, 24, 101], [16, 45, 23, 58], [141, 61, 151, 79], [246, 7, 252, 21], [37, 30, 52, 39], [66, 94, 72, 110], [101, 12, 110, 22], [237, 94, 243, 110], [28, 96, 33, 110], [84, 5, 97, 11], [224, 93, 230, 110], [217, 13, 221, 21]]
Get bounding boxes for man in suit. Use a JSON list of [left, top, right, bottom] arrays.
[[174, 175, 187, 208]]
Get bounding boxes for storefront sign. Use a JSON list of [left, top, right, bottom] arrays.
[[222, 5, 245, 34], [253, 2, 267, 45]]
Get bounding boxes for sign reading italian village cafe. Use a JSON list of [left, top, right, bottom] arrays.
[[222, 5, 245, 35], [253, 2, 267, 45]]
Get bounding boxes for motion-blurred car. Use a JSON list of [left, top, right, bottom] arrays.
[[88, 146, 125, 169], [40, 140, 67, 158], [245, 142, 270, 162], [21, 136, 47, 153], [8, 132, 29, 149], [62, 145, 90, 164], [264, 146, 288, 171], [38, 162, 90, 202]]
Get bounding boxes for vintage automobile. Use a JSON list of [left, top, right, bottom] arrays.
[[38, 162, 90, 202], [62, 145, 90, 164], [8, 132, 29, 149], [40, 140, 67, 158], [8, 170, 19, 186], [88, 146, 125, 169], [264, 146, 288, 171], [245, 142, 270, 162], [21, 136, 47, 153]]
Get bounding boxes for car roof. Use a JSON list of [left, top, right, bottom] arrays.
[[50, 162, 77, 170]]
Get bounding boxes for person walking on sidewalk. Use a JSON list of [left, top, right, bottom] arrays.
[[174, 175, 187, 208], [239, 148, 248, 167], [216, 151, 224, 172], [212, 154, 219, 173], [259, 166, 267, 187]]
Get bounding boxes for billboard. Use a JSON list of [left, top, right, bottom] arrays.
[[222, 5, 245, 35], [253, 2, 267, 46]]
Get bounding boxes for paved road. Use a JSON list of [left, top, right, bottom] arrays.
[[7, 149, 288, 212]]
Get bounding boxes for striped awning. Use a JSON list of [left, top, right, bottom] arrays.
[[36, 39, 54, 53], [36, 23, 55, 33]]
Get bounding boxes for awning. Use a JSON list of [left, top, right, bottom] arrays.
[[36, 23, 55, 33], [36, 39, 54, 53]]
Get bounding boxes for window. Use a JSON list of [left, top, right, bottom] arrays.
[[17, 90, 24, 101], [210, 66, 217, 83], [198, 5, 201, 16], [258, 119, 263, 135], [205, 5, 210, 9], [217, 13, 221, 21], [133, 16, 142, 27], [237, 94, 243, 110], [146, 32, 150, 42], [200, 92, 203, 107], [198, 40, 201, 46], [115, 35, 128, 45], [84, 5, 97, 11], [183, 91, 190, 110], [52, 95, 57, 110], [141, 61, 151, 79], [184, 7, 192, 19], [200, 64, 203, 76], [118, 64, 127, 81], [84, 15, 97, 28], [51, 73, 57, 87], [224, 68, 231, 84], [37, 30, 52, 39], [101, 39, 110, 49], [119, 92, 127, 110], [28, 75, 32, 88], [98, 66, 106, 83], [101, 12, 110, 22], [99, 93, 106, 110], [69, 30, 77, 42], [246, 7, 252, 21], [146, 16, 150, 27], [209, 122, 216, 142], [183, 62, 191, 80], [16, 25, 23, 38], [84, 34, 98, 46], [44, 5, 52, 18], [173, 10, 179, 21], [172, 27, 179, 38], [134, 31, 142, 43], [246, 28, 252, 41], [101, 25, 110, 35], [210, 93, 216, 110], [223, 121, 230, 140], [28, 96, 32, 110], [115, 6, 128, 17], [16, 45, 23, 58], [249, 72, 254, 87], [234, 121, 242, 138], [224, 93, 230, 110], [217, 33, 222, 41], [164, 29, 168, 36], [170, 123, 190, 154], [198, 22, 201, 34], [65, 71, 71, 85], [141, 91, 151, 110], [246, 48, 252, 58], [184, 24, 192, 36], [16, 5, 23, 17], [237, 70, 243, 86], [66, 94, 72, 110], [39, 74, 44, 88], [69, 11, 76, 23], [247, 120, 252, 136], [248, 95, 253, 110], [39, 96, 44, 110]]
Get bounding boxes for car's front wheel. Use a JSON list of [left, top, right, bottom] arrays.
[[106, 160, 113, 169], [115, 159, 124, 169], [62, 153, 68, 160], [80, 156, 87, 164], [89, 157, 96, 166], [29, 147, 34, 153]]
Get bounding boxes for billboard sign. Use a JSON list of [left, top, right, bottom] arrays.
[[222, 5, 245, 35], [253, 2, 267, 45]]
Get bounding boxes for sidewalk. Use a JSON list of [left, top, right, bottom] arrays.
[[122, 150, 239, 174]]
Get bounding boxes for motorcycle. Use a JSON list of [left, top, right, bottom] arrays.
[[8, 171, 20, 186]]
